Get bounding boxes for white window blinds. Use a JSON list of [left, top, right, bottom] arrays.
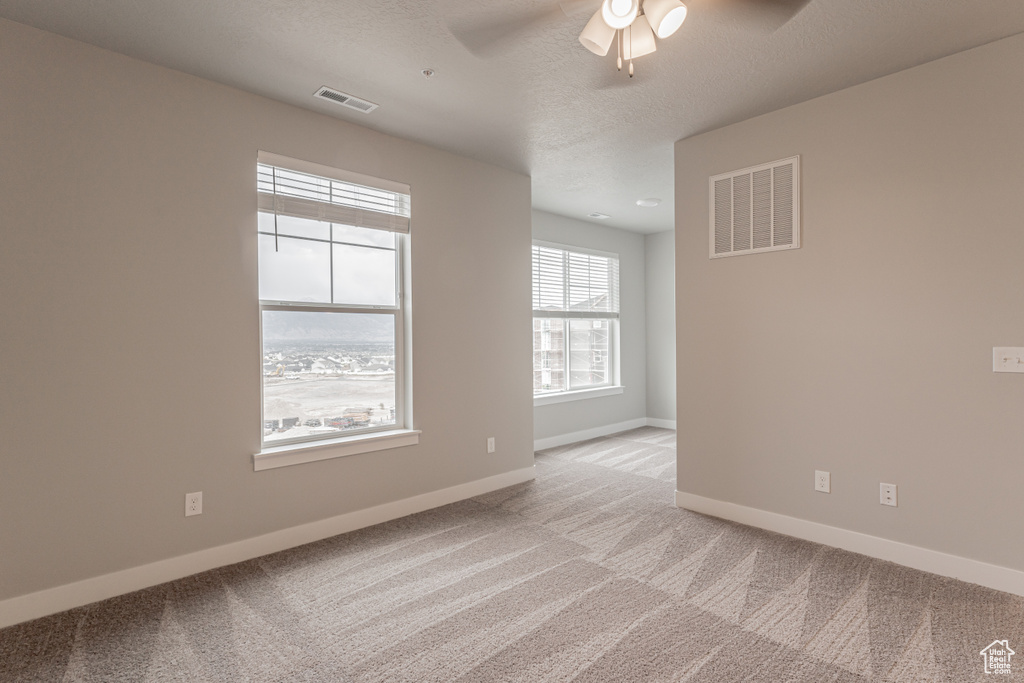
[[532, 244, 619, 319], [257, 152, 411, 233]]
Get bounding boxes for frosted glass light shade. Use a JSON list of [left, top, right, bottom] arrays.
[[622, 14, 656, 59], [579, 10, 616, 56], [601, 0, 639, 30], [643, 0, 688, 38]]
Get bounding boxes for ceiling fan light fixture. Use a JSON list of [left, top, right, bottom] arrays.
[[579, 9, 616, 56], [622, 14, 657, 59], [601, 0, 639, 30], [643, 0, 688, 38]]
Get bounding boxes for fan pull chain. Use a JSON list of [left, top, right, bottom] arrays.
[[616, 29, 622, 71], [628, 24, 634, 77]]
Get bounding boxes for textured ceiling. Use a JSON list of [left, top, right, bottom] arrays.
[[3, 0, 1024, 233]]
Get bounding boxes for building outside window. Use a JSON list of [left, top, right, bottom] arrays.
[[257, 152, 410, 448], [532, 242, 619, 397]]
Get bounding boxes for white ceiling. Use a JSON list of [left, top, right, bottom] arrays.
[[4, 0, 1024, 233]]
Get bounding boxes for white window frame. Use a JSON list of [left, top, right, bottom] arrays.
[[532, 240, 622, 406], [253, 152, 418, 470]]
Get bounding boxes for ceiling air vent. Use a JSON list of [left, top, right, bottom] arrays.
[[313, 86, 378, 114], [710, 156, 800, 259]]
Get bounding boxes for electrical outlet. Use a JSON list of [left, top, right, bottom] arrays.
[[185, 491, 203, 517], [880, 483, 897, 507], [814, 470, 831, 493], [487, 437, 496, 454]]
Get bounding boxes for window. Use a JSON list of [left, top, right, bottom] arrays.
[[532, 242, 619, 398], [257, 152, 410, 450]]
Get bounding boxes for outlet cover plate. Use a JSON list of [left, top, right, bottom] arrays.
[[880, 483, 897, 507], [487, 437, 495, 454], [185, 491, 203, 517], [814, 470, 830, 493]]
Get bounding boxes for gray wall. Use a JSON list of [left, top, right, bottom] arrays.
[[675, 33, 1024, 570], [644, 230, 676, 423], [0, 19, 534, 601], [532, 210, 647, 442]]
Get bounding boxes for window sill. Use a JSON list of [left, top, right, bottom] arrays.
[[254, 429, 420, 471], [533, 385, 624, 407]]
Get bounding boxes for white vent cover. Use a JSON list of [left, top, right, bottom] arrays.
[[710, 156, 800, 259], [313, 86, 378, 114]]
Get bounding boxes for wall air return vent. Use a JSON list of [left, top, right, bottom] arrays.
[[313, 86, 379, 114], [710, 156, 799, 259]]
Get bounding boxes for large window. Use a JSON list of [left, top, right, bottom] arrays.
[[257, 152, 410, 448], [532, 242, 619, 397]]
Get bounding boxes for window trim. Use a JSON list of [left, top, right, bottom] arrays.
[[532, 240, 621, 400], [533, 385, 624, 407], [255, 153, 413, 464], [254, 428, 421, 471], [534, 239, 617, 261]]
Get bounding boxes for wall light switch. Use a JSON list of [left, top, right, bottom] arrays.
[[993, 347, 1024, 373]]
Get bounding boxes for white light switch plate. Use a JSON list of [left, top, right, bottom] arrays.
[[993, 347, 1024, 373]]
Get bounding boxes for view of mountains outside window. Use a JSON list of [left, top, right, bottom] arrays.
[[532, 243, 619, 395], [261, 311, 396, 441], [258, 158, 409, 446]]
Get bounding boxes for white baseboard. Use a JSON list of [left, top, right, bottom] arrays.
[[534, 417, 676, 451], [0, 466, 536, 630], [675, 490, 1024, 597], [534, 418, 648, 451]]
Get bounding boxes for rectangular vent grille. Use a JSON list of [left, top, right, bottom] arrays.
[[314, 86, 378, 114], [710, 156, 799, 259]]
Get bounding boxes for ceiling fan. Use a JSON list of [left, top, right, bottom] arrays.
[[578, 0, 688, 77], [449, 0, 811, 76]]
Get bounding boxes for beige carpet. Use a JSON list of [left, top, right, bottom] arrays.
[[2, 427, 1022, 681]]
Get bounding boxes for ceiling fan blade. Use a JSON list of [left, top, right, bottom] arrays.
[[449, 1, 599, 58], [558, 0, 601, 18], [701, 0, 812, 32]]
